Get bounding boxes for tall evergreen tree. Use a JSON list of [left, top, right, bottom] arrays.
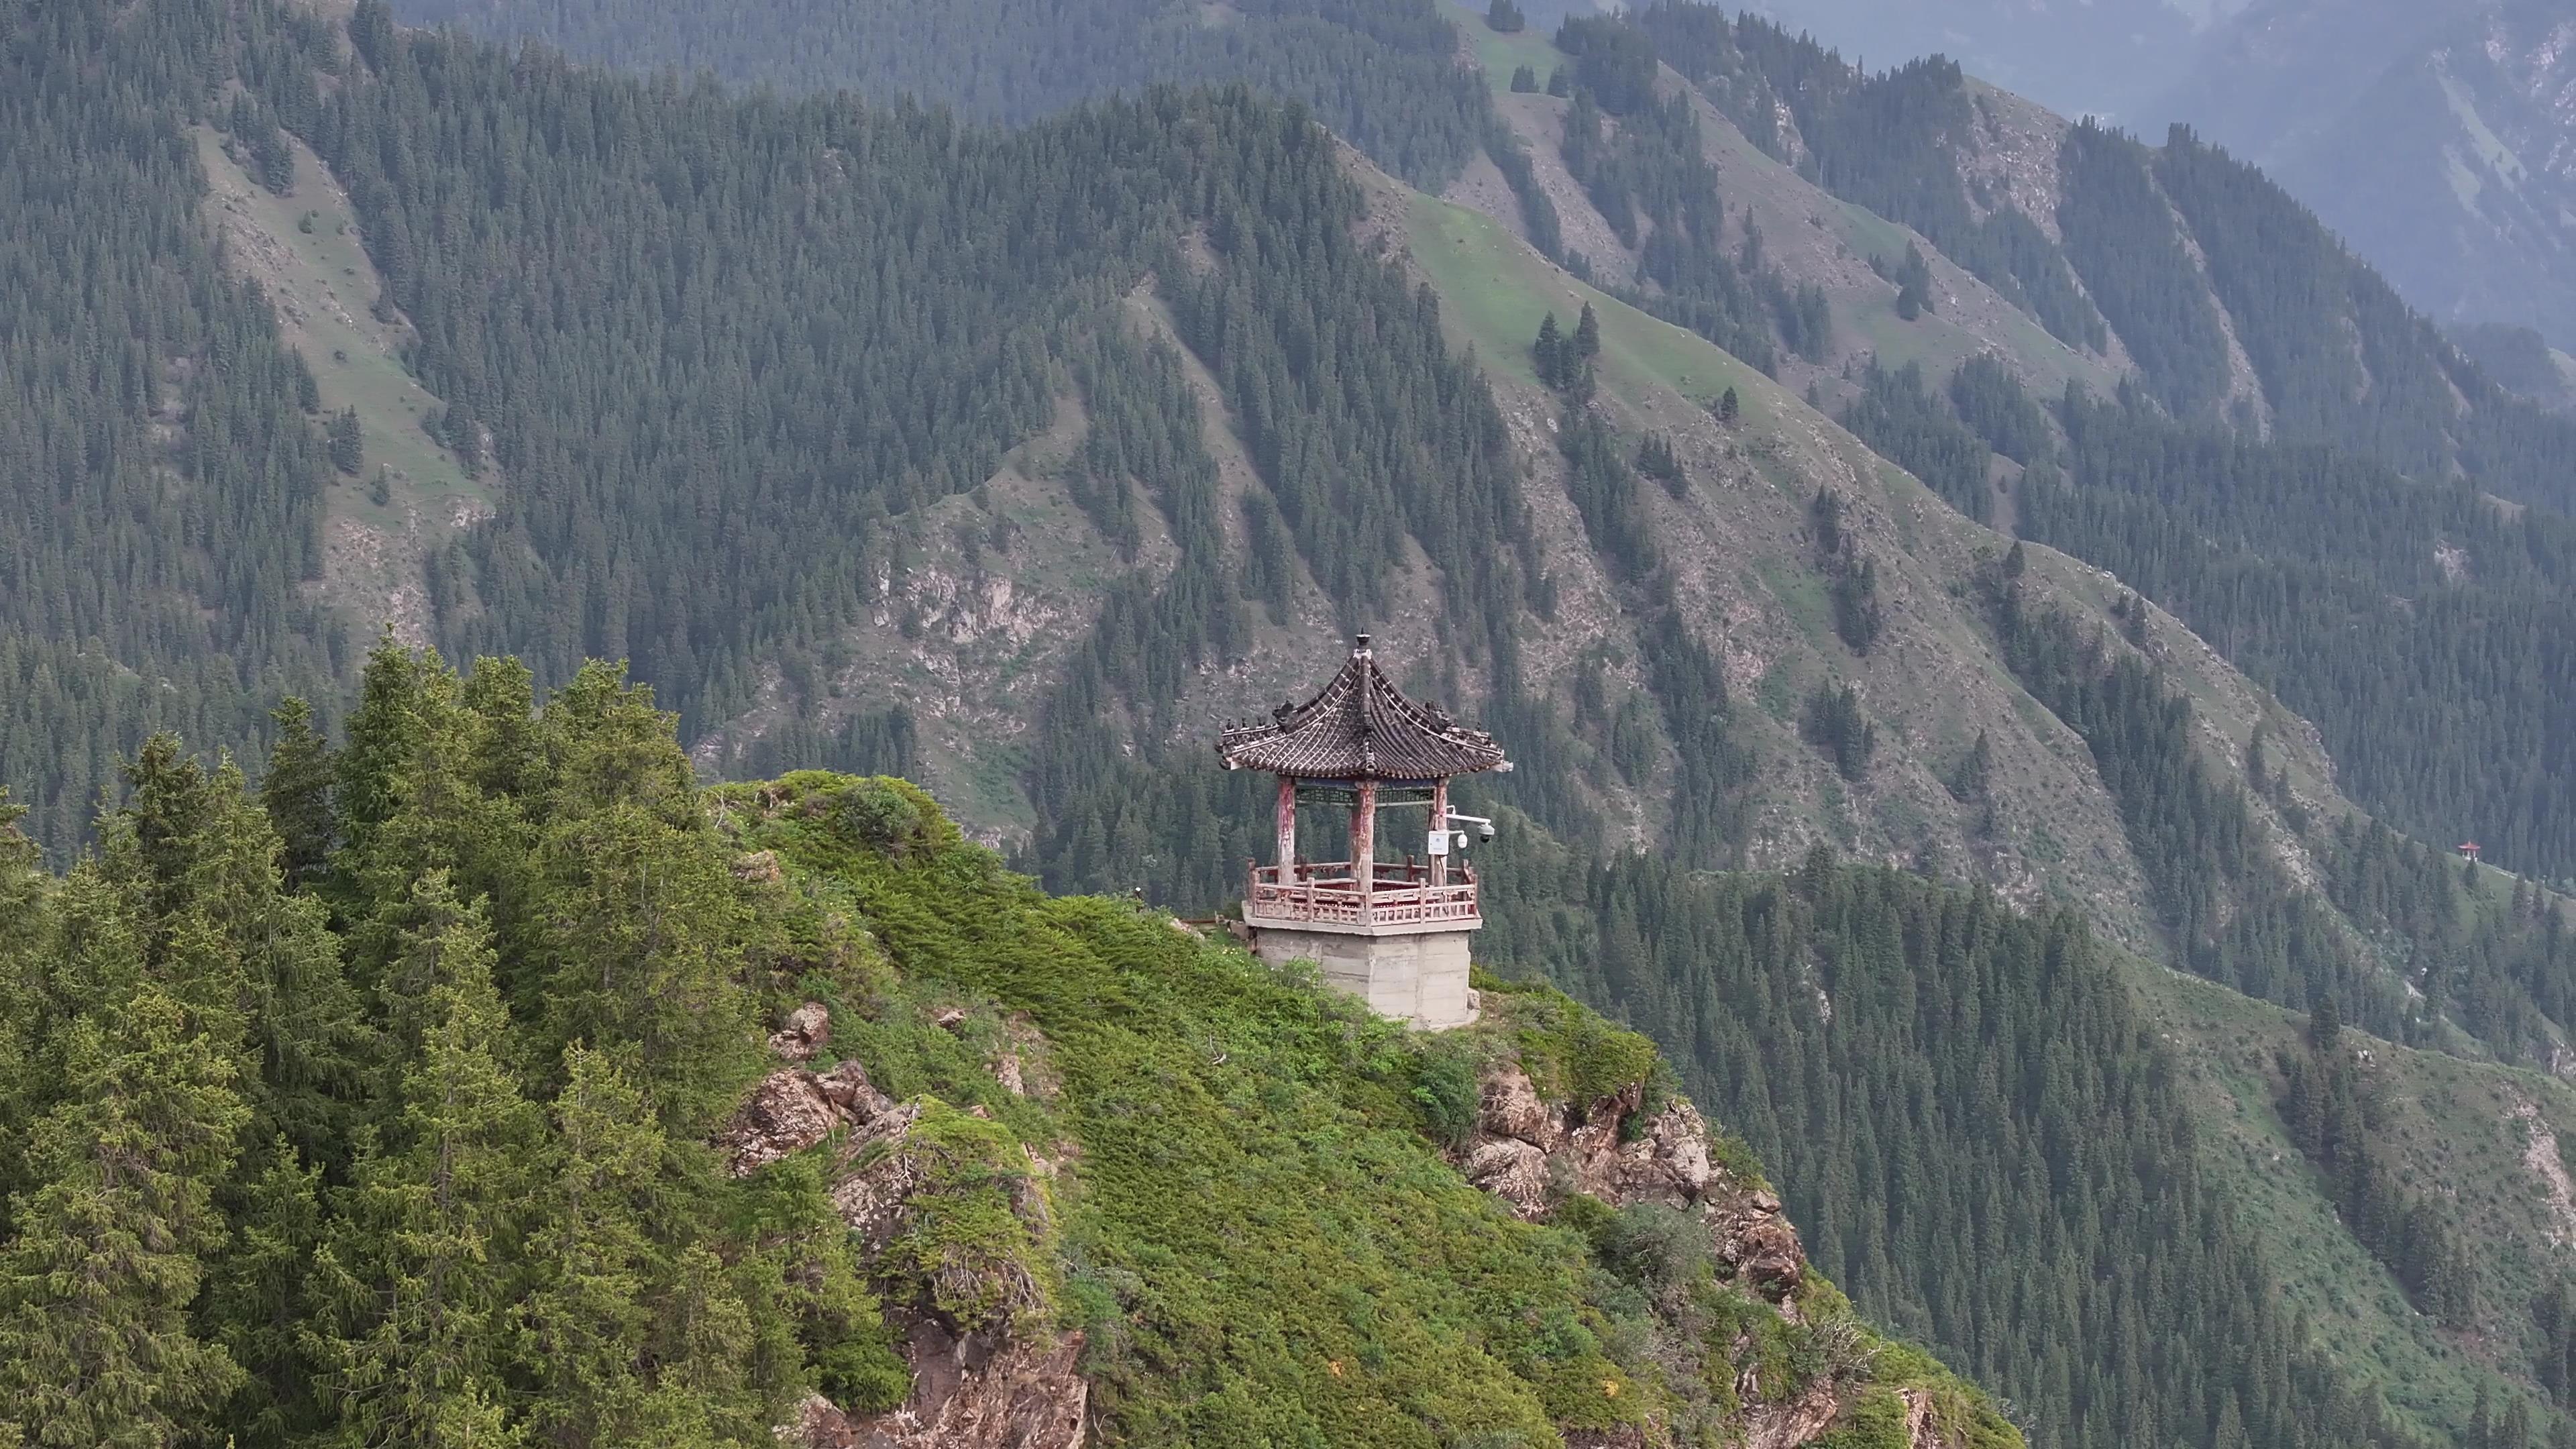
[[262, 698, 337, 887], [0, 991, 252, 1448], [310, 914, 539, 1446], [517, 1045, 665, 1445]]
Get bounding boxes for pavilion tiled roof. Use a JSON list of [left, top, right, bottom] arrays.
[[1218, 637, 1511, 780]]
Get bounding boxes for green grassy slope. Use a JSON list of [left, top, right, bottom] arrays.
[[720, 770, 2020, 1448], [1407, 191, 1768, 413], [1395, 178, 2166, 941], [1448, 1, 1571, 97], [193, 124, 486, 533], [1685, 110, 2108, 399], [193, 121, 489, 643], [1436, 0, 2118, 411], [2139, 959, 2576, 1442]]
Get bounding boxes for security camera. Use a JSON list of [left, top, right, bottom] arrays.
[[1447, 812, 1496, 844], [1476, 820, 1495, 842]]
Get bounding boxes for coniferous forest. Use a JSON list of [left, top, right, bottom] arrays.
[[11, 0, 2576, 1445]]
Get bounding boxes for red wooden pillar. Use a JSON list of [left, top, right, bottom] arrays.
[[1275, 775, 1297, 873], [1430, 776, 1450, 888], [1352, 778, 1378, 912]]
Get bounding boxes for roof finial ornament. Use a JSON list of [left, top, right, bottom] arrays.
[[1353, 633, 1371, 655]]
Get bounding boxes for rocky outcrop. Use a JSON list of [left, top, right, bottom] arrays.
[[1456, 1067, 1806, 1303], [720, 1059, 890, 1177], [1741, 1380, 1841, 1449], [729, 1015, 1087, 1448], [1900, 1388, 1941, 1449], [771, 1000, 833, 1061], [786, 1322, 1087, 1449], [816, 1113, 1083, 1448]]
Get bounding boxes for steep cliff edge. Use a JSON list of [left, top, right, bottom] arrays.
[[712, 770, 2019, 1449]]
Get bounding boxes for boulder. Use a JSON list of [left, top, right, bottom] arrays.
[[1478, 1067, 1554, 1142], [771, 1000, 833, 1061], [1464, 1137, 1550, 1214], [717, 1058, 892, 1178], [721, 1070, 843, 1177], [1453, 1064, 1809, 1303]]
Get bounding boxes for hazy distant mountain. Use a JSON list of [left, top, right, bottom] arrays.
[[2138, 0, 2483, 160], [1734, 0, 2223, 119], [2141, 0, 2576, 343], [2264, 2, 2576, 342], [1751, 0, 2576, 341]]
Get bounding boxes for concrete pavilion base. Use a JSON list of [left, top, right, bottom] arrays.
[[1248, 922, 1479, 1030]]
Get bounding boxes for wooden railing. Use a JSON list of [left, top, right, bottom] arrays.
[[1245, 861, 1480, 928]]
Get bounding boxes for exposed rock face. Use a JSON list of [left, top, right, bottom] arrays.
[[819, 1114, 1082, 1448], [1456, 1067, 1806, 1303], [785, 1393, 865, 1449], [780, 1328, 1088, 1449], [825, 1104, 936, 1249], [1741, 1379, 1841, 1449], [719, 1059, 892, 1177], [1900, 1387, 1941, 1449], [730, 1040, 1086, 1448], [771, 1000, 833, 1061], [1722, 1191, 1807, 1299], [826, 1319, 1088, 1449]]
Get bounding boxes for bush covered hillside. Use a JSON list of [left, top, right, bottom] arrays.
[[0, 644, 2017, 1449]]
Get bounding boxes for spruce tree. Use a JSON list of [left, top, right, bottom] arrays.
[[337, 637, 435, 863], [0, 791, 42, 1160], [1893, 242, 1934, 320], [0, 991, 252, 1448], [1574, 301, 1601, 360], [518, 1046, 662, 1444], [1534, 312, 1565, 388], [311, 914, 538, 1447], [328, 408, 364, 476], [261, 697, 337, 887], [203, 1140, 330, 1444], [533, 773, 759, 1128]]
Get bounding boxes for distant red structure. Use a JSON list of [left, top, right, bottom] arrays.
[[2459, 841, 2482, 863]]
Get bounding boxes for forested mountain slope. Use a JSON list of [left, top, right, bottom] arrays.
[[392, 0, 1491, 187], [11, 1, 2576, 1445], [1429, 5, 2576, 891], [393, 0, 2576, 511]]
